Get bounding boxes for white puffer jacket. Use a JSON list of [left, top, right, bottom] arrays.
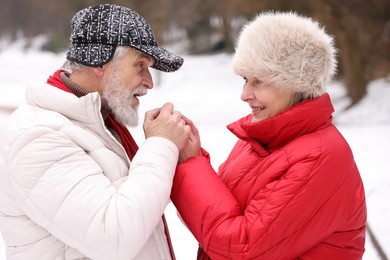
[[0, 83, 178, 259]]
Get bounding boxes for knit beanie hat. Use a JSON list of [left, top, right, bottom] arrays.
[[232, 11, 337, 99], [66, 4, 183, 72]]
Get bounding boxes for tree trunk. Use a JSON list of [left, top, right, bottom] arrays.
[[222, 15, 234, 52], [335, 14, 367, 105], [317, 1, 368, 106]]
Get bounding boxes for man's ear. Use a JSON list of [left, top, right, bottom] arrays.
[[92, 66, 105, 78]]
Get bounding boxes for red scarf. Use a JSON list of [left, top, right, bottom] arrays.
[[47, 70, 138, 160]]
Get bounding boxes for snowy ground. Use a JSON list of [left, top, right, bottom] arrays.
[[0, 43, 389, 259]]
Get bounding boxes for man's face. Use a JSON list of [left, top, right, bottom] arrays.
[[102, 48, 154, 126]]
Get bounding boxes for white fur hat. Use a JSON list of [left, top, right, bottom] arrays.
[[232, 11, 337, 99]]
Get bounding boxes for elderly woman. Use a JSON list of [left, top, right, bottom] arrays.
[[171, 12, 366, 259]]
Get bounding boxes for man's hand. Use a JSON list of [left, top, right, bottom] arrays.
[[144, 103, 191, 151]]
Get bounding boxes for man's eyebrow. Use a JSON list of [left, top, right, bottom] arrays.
[[137, 53, 155, 65]]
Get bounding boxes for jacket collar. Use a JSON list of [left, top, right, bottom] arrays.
[[227, 93, 334, 156], [25, 81, 103, 125], [59, 71, 111, 120]]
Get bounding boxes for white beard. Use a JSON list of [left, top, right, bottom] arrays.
[[102, 71, 147, 127]]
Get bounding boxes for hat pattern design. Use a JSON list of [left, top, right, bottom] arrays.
[[67, 4, 183, 72]]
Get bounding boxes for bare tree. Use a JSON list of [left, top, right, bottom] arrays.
[[311, 0, 390, 105], [1, 0, 389, 104]]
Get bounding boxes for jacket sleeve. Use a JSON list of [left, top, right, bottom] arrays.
[[171, 142, 363, 259], [5, 124, 178, 260]]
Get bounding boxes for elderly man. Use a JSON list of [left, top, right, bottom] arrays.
[[0, 4, 188, 260]]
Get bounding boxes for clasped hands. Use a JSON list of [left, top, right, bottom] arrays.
[[143, 102, 201, 163]]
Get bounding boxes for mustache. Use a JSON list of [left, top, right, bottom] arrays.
[[132, 86, 148, 96]]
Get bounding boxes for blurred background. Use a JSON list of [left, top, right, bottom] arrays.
[[0, 0, 389, 105], [0, 0, 389, 259]]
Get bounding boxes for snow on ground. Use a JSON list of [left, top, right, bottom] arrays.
[[0, 44, 389, 259]]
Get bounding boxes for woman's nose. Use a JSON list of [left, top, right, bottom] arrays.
[[241, 84, 252, 102]]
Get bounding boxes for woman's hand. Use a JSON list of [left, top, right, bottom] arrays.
[[178, 116, 201, 163]]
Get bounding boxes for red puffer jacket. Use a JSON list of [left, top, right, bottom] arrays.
[[171, 94, 366, 260]]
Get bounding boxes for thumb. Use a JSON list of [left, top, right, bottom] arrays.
[[183, 116, 199, 138], [159, 102, 174, 116], [145, 107, 161, 122]]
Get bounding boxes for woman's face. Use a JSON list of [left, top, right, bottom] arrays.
[[240, 75, 294, 123]]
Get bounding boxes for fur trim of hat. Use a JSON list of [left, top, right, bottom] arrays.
[[232, 11, 337, 99]]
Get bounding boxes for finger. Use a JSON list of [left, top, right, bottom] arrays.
[[171, 111, 182, 121], [179, 118, 186, 126], [184, 124, 192, 138], [182, 115, 192, 125], [188, 130, 196, 142], [159, 102, 174, 116], [145, 107, 161, 121], [182, 116, 199, 137]]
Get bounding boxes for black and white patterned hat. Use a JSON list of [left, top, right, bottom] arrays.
[[66, 4, 183, 72]]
